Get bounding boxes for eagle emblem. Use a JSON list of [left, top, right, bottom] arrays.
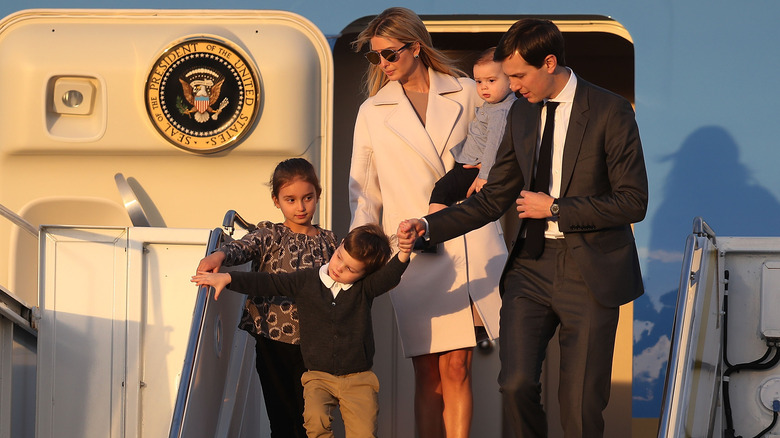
[[146, 37, 260, 153], [178, 68, 229, 123]]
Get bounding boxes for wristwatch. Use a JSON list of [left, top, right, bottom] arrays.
[[550, 199, 560, 216]]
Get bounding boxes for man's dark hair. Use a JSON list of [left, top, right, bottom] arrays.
[[494, 18, 566, 68], [343, 223, 391, 275]]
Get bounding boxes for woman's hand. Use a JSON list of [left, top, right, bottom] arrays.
[[467, 177, 487, 197]]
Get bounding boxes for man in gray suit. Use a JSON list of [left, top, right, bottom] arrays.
[[400, 18, 648, 437]]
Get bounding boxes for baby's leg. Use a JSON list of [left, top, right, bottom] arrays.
[[429, 162, 479, 209]]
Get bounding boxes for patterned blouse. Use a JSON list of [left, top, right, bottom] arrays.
[[218, 221, 337, 344]]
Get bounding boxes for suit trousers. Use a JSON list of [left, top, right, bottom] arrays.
[[499, 238, 619, 438]]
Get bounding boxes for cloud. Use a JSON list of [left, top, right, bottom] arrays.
[[638, 247, 685, 263], [634, 320, 655, 343], [634, 335, 671, 382], [633, 387, 655, 402]]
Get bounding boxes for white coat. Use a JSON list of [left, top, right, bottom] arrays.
[[349, 68, 507, 357]]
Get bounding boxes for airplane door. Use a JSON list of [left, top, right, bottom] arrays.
[[331, 15, 635, 438], [0, 9, 333, 438], [0, 9, 333, 308]]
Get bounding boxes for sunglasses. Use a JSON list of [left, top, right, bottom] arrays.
[[364, 42, 413, 65]]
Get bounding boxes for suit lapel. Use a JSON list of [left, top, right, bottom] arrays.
[[560, 81, 590, 195], [515, 100, 542, 191]]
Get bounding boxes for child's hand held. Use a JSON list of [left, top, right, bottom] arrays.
[[191, 271, 230, 300]]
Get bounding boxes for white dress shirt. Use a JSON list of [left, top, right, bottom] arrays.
[[540, 68, 577, 239]]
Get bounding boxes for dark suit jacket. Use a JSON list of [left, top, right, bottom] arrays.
[[425, 77, 648, 308]]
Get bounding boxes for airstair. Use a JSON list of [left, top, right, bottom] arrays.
[[35, 213, 265, 438], [659, 217, 780, 438], [1, 192, 270, 438]]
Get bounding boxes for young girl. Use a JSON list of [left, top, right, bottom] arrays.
[[196, 158, 337, 438]]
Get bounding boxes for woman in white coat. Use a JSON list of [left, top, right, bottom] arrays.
[[349, 8, 507, 437]]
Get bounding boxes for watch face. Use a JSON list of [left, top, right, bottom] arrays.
[[551, 203, 559, 215]]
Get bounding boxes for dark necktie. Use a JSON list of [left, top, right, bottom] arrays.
[[524, 101, 559, 259]]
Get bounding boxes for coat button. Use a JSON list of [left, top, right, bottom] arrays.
[[331, 301, 336, 306]]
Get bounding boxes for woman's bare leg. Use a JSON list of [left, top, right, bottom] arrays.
[[440, 348, 473, 438], [412, 353, 445, 438]]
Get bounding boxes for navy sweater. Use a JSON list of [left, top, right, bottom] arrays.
[[228, 254, 408, 375]]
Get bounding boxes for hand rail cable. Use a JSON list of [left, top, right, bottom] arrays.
[[0, 202, 37, 238], [221, 209, 257, 236], [658, 216, 719, 437], [168, 227, 225, 438]]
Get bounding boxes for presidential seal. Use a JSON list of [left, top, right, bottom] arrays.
[[145, 36, 260, 153]]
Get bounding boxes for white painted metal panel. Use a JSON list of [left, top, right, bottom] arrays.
[[717, 237, 780, 438], [37, 226, 235, 438], [38, 227, 129, 438]]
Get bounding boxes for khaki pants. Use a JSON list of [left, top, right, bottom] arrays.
[[301, 370, 379, 438]]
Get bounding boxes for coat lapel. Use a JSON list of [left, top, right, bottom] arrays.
[[426, 71, 464, 158], [374, 69, 466, 178]]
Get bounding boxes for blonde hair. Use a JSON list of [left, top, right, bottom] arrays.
[[352, 7, 467, 97]]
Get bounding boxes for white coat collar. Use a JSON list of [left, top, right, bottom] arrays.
[[371, 68, 466, 177], [372, 68, 463, 103]]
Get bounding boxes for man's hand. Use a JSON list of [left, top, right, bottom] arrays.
[[516, 190, 554, 219], [399, 218, 427, 238]]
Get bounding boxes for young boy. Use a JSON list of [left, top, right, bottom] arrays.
[[192, 223, 414, 438], [428, 47, 516, 214]]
